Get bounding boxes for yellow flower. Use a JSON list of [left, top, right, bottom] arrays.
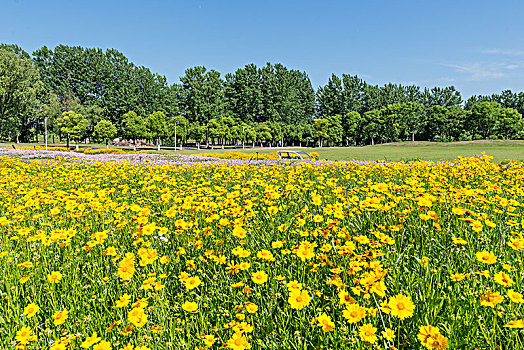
[[52, 309, 69, 326], [184, 276, 202, 290], [507, 289, 524, 303], [226, 332, 251, 350], [251, 271, 268, 285], [92, 340, 112, 350], [287, 280, 303, 292], [338, 290, 357, 306], [316, 313, 335, 332], [342, 303, 366, 323], [47, 271, 63, 283], [245, 302, 258, 314], [202, 334, 217, 346], [19, 275, 30, 284], [388, 294, 415, 320], [480, 290, 504, 307], [450, 273, 467, 281], [181, 301, 198, 312], [288, 289, 312, 310], [504, 320, 524, 328], [128, 307, 147, 328], [475, 250, 497, 265], [381, 327, 395, 340], [23, 303, 39, 318], [15, 326, 36, 345], [494, 271, 514, 287], [80, 332, 101, 348], [117, 257, 135, 281], [359, 323, 377, 343], [115, 294, 132, 308], [451, 237, 467, 245], [417, 325, 442, 348]]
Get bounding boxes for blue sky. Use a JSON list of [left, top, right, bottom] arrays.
[[2, 0, 524, 98]]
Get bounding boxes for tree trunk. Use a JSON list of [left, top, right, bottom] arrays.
[[133, 139, 137, 152], [411, 131, 415, 142], [197, 142, 200, 150], [371, 136, 375, 145], [180, 140, 183, 150], [157, 137, 161, 151], [106, 140, 108, 149], [67, 135, 70, 149], [75, 139, 79, 151]]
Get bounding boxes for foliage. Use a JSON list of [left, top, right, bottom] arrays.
[[56, 111, 88, 149], [0, 49, 43, 142], [93, 120, 117, 146]]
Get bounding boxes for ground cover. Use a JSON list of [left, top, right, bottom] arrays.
[[1, 150, 523, 349]]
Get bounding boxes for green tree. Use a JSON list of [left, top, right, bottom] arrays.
[[495, 108, 522, 140], [0, 49, 43, 142], [180, 66, 224, 124], [122, 111, 147, 151], [423, 105, 449, 141], [146, 111, 167, 151], [314, 118, 329, 147], [93, 119, 117, 148], [255, 122, 272, 147], [168, 115, 189, 150], [342, 111, 361, 146], [189, 122, 206, 150], [397, 102, 424, 142], [362, 110, 382, 145], [469, 101, 500, 139], [57, 111, 88, 150], [325, 114, 343, 146], [206, 119, 225, 149]]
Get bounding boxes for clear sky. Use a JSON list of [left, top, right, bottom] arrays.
[[2, 0, 524, 98]]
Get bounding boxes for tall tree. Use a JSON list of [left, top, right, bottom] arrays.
[[422, 86, 462, 107], [180, 66, 224, 124], [93, 120, 117, 148], [316, 74, 345, 117], [469, 101, 500, 139], [0, 49, 43, 142], [57, 110, 88, 149], [146, 111, 167, 151], [122, 111, 147, 151]]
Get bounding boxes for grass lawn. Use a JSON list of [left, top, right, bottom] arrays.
[[1, 140, 523, 162], [169, 140, 524, 163]]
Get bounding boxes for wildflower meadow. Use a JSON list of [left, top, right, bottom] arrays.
[[1, 150, 523, 349]]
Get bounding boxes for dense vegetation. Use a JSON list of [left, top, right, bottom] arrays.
[[1, 43, 523, 147], [3, 153, 524, 349]]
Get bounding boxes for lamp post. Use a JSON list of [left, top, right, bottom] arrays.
[[174, 122, 178, 151], [44, 116, 48, 151], [242, 126, 246, 150]]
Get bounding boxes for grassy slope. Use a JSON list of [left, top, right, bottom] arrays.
[[1, 140, 523, 162]]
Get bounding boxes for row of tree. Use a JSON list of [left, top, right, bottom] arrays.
[[1, 43, 523, 147]]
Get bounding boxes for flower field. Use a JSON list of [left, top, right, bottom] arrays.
[[2, 151, 524, 349]]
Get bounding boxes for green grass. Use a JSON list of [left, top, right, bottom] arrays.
[[2, 140, 523, 163], [170, 140, 524, 163]]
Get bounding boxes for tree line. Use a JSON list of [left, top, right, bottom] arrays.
[[1, 43, 523, 148]]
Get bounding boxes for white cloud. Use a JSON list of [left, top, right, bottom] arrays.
[[440, 62, 517, 81], [482, 48, 524, 56]]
